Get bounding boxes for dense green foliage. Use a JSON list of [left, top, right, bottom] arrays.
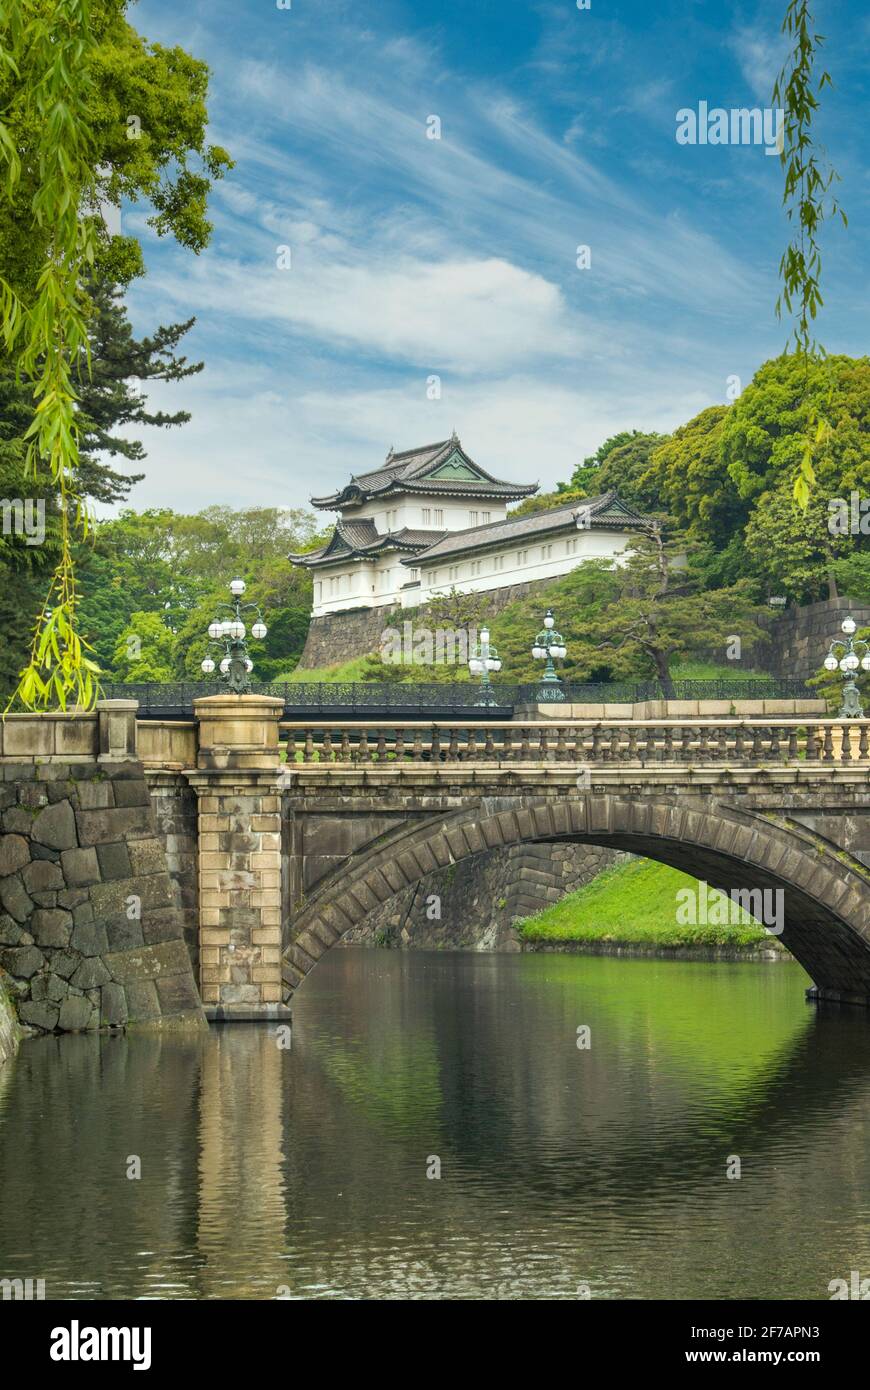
[[774, 0, 846, 508], [76, 507, 324, 684], [576, 355, 869, 605], [0, 275, 204, 695], [0, 0, 230, 707]]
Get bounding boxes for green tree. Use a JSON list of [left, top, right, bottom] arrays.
[[79, 507, 322, 681], [72, 275, 202, 500], [577, 532, 761, 697], [111, 610, 176, 681], [577, 431, 666, 512], [721, 354, 868, 600], [0, 278, 204, 693], [832, 552, 870, 604], [639, 408, 735, 544], [0, 0, 231, 708], [774, 0, 847, 507], [487, 560, 624, 683], [560, 431, 665, 507], [509, 486, 589, 519]]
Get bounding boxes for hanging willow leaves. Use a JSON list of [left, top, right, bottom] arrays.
[[773, 0, 846, 510], [0, 0, 102, 709]]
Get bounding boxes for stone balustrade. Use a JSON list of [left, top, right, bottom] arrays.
[[279, 719, 870, 766]]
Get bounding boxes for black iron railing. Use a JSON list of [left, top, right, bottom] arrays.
[[103, 677, 816, 719]]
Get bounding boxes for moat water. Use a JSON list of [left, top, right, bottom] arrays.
[[2, 948, 870, 1300]]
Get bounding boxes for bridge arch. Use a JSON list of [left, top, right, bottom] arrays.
[[282, 793, 870, 1007]]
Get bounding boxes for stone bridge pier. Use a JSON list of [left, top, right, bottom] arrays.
[[184, 696, 289, 1021]]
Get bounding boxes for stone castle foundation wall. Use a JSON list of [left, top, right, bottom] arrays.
[[299, 590, 870, 683], [298, 577, 558, 670], [755, 597, 870, 681]]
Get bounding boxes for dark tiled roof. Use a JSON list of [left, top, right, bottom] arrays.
[[401, 494, 649, 564], [337, 518, 378, 548], [310, 436, 537, 508], [289, 523, 447, 567], [389, 527, 448, 548]]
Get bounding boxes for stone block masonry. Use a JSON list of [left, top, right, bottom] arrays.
[[343, 842, 628, 950], [0, 702, 205, 1034], [755, 597, 870, 681], [297, 576, 560, 670], [189, 695, 289, 1020]]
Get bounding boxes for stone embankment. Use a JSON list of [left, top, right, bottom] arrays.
[[0, 703, 203, 1034]]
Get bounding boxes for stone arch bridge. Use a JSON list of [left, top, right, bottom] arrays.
[[137, 697, 870, 1017]]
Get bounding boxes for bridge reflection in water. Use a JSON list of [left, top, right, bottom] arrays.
[[2, 949, 870, 1300]]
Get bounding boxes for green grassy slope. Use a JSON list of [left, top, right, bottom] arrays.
[[517, 858, 780, 949]]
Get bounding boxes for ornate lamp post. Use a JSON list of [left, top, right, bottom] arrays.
[[823, 615, 870, 719], [201, 578, 268, 695], [468, 625, 502, 707], [532, 608, 568, 702]]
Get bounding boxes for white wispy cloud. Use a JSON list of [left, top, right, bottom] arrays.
[[729, 25, 785, 102]]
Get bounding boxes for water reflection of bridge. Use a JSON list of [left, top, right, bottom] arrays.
[[3, 952, 870, 1298]]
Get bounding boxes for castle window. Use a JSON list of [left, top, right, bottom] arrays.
[[541, 543, 553, 561], [481, 511, 491, 524], [517, 549, 529, 566], [434, 509, 444, 526], [566, 538, 578, 555], [448, 565, 460, 582], [422, 508, 431, 525], [470, 560, 482, 576], [492, 555, 503, 571], [469, 511, 478, 526]]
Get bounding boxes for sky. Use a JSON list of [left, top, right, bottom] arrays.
[[118, 0, 870, 514]]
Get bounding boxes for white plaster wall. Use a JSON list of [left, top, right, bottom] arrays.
[[311, 527, 634, 617], [343, 497, 507, 532], [415, 527, 633, 602]]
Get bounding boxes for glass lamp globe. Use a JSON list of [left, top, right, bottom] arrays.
[[244, 658, 253, 673], [487, 658, 502, 672], [219, 657, 231, 674], [252, 621, 267, 640], [201, 657, 215, 674], [842, 652, 860, 672], [543, 613, 555, 629], [469, 658, 483, 674], [230, 578, 246, 596], [552, 645, 565, 659], [207, 621, 222, 640], [862, 654, 870, 672], [842, 616, 857, 636], [823, 654, 840, 672], [532, 645, 544, 660], [228, 620, 245, 640]]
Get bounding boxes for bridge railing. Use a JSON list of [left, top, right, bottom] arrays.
[[103, 677, 814, 719], [278, 719, 870, 766]]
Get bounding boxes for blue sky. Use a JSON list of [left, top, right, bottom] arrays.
[[121, 0, 869, 513]]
